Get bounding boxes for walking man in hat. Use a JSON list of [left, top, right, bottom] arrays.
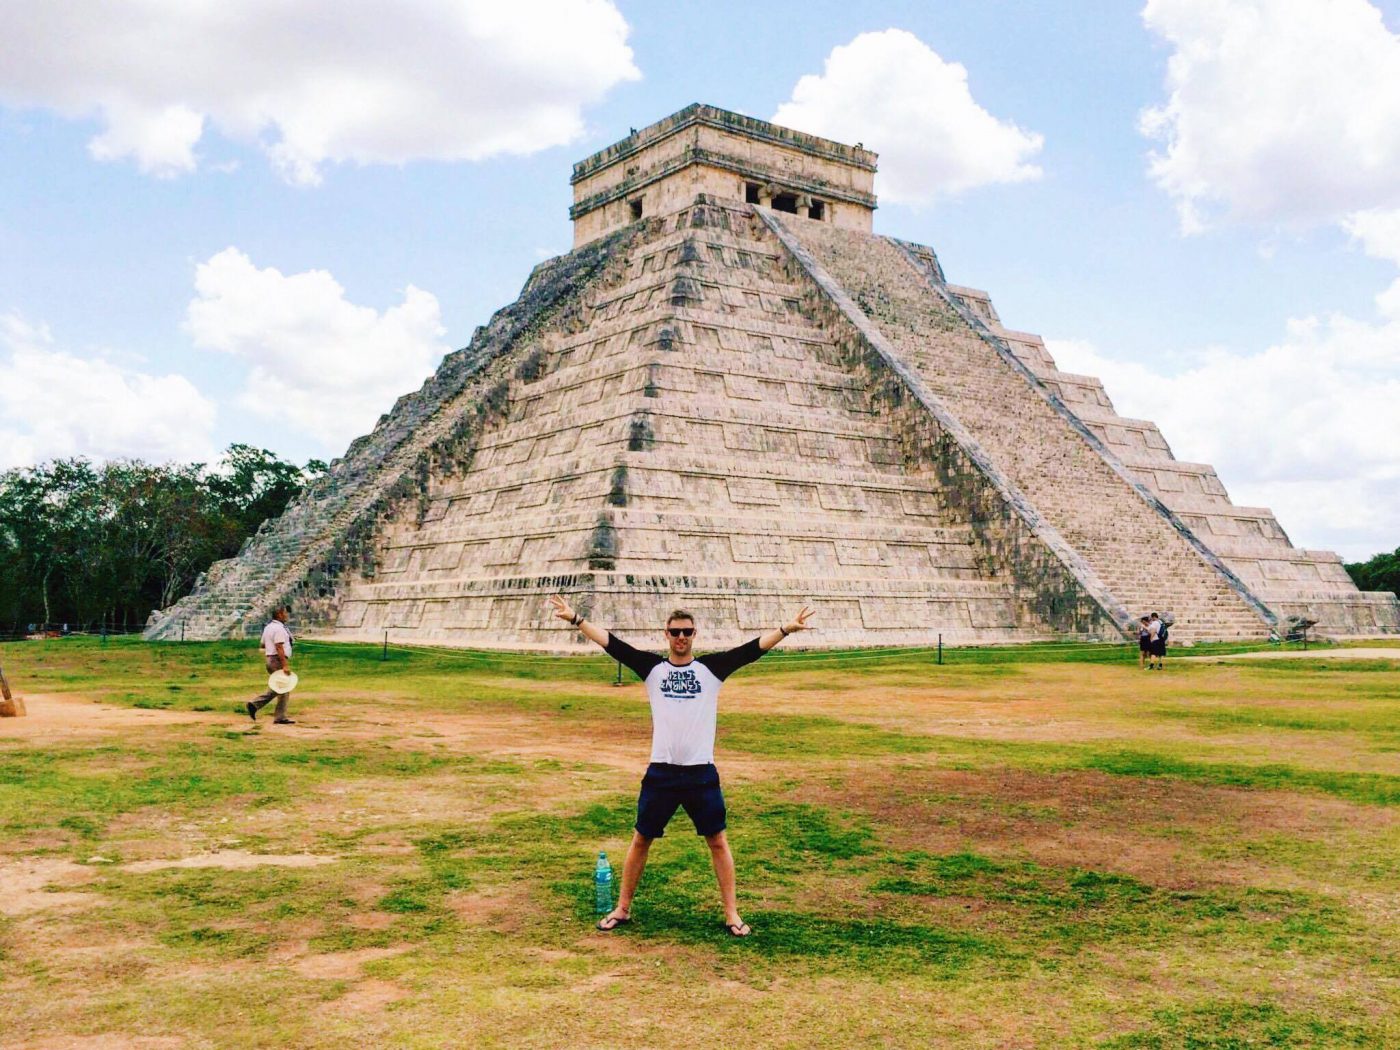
[[247, 604, 296, 723], [548, 594, 814, 937]]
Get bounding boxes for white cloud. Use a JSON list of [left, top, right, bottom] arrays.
[[1131, 2, 1400, 557], [773, 29, 1044, 205], [0, 313, 217, 469], [1346, 207, 1400, 316], [0, 0, 639, 185], [1047, 290, 1400, 560], [1140, 0, 1400, 231], [186, 248, 448, 448], [1345, 207, 1400, 265], [87, 102, 205, 177]]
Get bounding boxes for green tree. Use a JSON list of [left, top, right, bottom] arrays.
[[0, 445, 323, 632], [205, 444, 326, 537], [1345, 547, 1400, 595]]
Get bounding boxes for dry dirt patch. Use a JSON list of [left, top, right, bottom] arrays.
[[120, 850, 336, 873], [0, 693, 219, 744], [447, 881, 535, 934], [13, 1037, 185, 1050], [321, 978, 409, 1013], [346, 910, 397, 931], [0, 856, 102, 915], [294, 945, 407, 979]]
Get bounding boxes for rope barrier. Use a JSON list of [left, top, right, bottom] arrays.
[[296, 636, 1100, 664], [293, 635, 1286, 669]]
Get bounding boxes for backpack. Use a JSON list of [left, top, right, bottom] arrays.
[[1158, 623, 1169, 644]]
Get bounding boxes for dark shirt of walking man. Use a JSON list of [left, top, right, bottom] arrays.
[[247, 605, 296, 724], [548, 594, 814, 938]]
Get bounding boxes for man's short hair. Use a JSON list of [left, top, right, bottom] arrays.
[[666, 609, 696, 626]]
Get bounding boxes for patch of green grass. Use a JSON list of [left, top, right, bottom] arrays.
[[158, 924, 272, 958], [459, 783, 1360, 982], [1077, 750, 1400, 806], [57, 814, 102, 839], [378, 888, 431, 913], [869, 850, 1350, 956], [1103, 999, 1383, 1048], [1142, 701, 1400, 743], [720, 711, 937, 756], [0, 737, 463, 841], [94, 865, 340, 961], [1236, 659, 1399, 675], [748, 802, 876, 861]]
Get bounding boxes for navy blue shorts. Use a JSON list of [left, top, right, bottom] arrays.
[[635, 762, 726, 839]]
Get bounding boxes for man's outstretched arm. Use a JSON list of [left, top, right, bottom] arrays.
[[758, 606, 816, 652], [705, 607, 817, 681], [548, 594, 609, 648], [548, 594, 662, 681]]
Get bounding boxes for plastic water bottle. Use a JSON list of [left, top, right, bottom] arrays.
[[594, 851, 613, 915]]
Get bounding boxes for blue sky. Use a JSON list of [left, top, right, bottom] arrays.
[[2, 0, 1399, 559]]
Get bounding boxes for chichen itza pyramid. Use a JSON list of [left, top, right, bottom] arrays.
[[146, 104, 1400, 649]]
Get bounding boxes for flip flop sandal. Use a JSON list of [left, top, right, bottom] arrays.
[[723, 922, 752, 937], [595, 915, 631, 931]]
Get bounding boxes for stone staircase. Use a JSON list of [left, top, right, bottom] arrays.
[[765, 213, 1275, 642], [144, 230, 635, 640], [314, 198, 1087, 649]]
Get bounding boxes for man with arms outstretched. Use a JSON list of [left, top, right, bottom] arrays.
[[548, 595, 814, 937]]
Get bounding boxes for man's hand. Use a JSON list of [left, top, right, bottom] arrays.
[[548, 594, 578, 624], [784, 606, 816, 634], [548, 594, 610, 648], [760, 606, 816, 650]]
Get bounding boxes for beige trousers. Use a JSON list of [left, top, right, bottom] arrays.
[[250, 655, 290, 720]]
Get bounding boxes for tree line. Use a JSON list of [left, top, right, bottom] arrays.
[[0, 445, 323, 635], [1345, 547, 1400, 597]]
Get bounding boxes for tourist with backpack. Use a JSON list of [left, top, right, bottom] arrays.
[[1148, 612, 1168, 670]]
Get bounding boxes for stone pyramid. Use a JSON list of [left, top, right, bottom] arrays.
[[146, 104, 1400, 648]]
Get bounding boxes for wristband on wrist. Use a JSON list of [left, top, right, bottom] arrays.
[[779, 625, 790, 637], [572, 614, 583, 627]]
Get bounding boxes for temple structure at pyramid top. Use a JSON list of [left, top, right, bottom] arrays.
[[570, 103, 878, 246], [146, 104, 1400, 649]]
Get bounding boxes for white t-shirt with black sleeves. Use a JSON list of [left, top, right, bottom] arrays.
[[605, 634, 766, 765]]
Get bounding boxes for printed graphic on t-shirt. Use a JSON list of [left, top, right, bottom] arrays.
[[659, 666, 701, 701]]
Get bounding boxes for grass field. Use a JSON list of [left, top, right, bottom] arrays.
[[1, 635, 1398, 1049]]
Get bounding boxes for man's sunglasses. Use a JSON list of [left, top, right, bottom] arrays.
[[667, 627, 695, 637]]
